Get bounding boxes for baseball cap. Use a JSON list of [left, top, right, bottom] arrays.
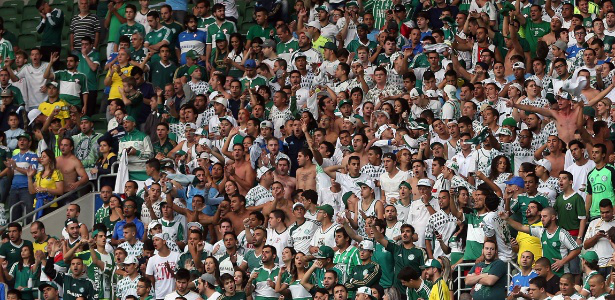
[[215, 33, 226, 41], [38, 282, 59, 292], [535, 158, 552, 173], [373, 110, 390, 119], [316, 204, 334, 217], [0, 89, 12, 97], [260, 120, 273, 128], [262, 39, 275, 48], [201, 273, 217, 286], [357, 181, 375, 190], [357, 287, 376, 300], [256, 166, 274, 180], [305, 20, 321, 30], [496, 128, 512, 136], [186, 222, 204, 231], [580, 251, 599, 263], [123, 256, 139, 265], [443, 85, 457, 100], [421, 259, 442, 270], [185, 49, 199, 60], [123, 116, 136, 122], [213, 96, 229, 108], [46, 81, 59, 88], [152, 233, 165, 240], [244, 59, 257, 69], [65, 218, 79, 227], [338, 99, 352, 108], [80, 116, 92, 122], [315, 5, 328, 12], [188, 65, 200, 75], [553, 40, 568, 52], [313, 245, 335, 258], [399, 181, 412, 190], [583, 106, 596, 117], [509, 83, 523, 92], [342, 191, 356, 207], [323, 42, 337, 50], [148, 220, 162, 230], [346, 1, 359, 7], [357, 23, 368, 31], [17, 133, 31, 141], [28, 109, 42, 125], [292, 202, 305, 210], [359, 240, 375, 251], [444, 160, 459, 174], [417, 178, 431, 187], [394, 3, 406, 11], [512, 62, 526, 70], [502, 117, 517, 128], [504, 176, 525, 188]]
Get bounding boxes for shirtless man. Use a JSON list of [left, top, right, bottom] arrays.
[[579, 68, 600, 101], [226, 143, 256, 195], [56, 138, 89, 191], [350, 133, 369, 166], [507, 91, 580, 144], [273, 158, 296, 200], [296, 148, 317, 191], [534, 135, 566, 176], [263, 181, 296, 226], [164, 191, 222, 225], [538, 16, 562, 45], [503, 17, 526, 77], [224, 194, 253, 235]]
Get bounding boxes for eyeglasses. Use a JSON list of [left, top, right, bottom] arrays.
[[554, 64, 565, 69]]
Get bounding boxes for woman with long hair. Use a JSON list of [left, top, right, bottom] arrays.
[[437, 256, 454, 300], [103, 195, 123, 238], [234, 270, 248, 291], [393, 98, 410, 128], [476, 155, 512, 197], [27, 149, 64, 217], [3, 244, 37, 300], [396, 148, 412, 172], [92, 139, 118, 188], [275, 251, 311, 300], [226, 33, 246, 79], [383, 287, 402, 300], [204, 256, 221, 287], [210, 36, 230, 75]]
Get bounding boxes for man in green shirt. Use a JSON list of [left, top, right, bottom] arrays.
[[0, 223, 33, 268], [240, 60, 268, 91], [511, 174, 550, 224], [555, 170, 587, 243], [160, 5, 184, 62], [397, 267, 431, 300], [119, 4, 146, 39], [144, 11, 172, 64], [247, 8, 275, 48], [36, 0, 64, 61], [44, 53, 89, 109], [465, 240, 508, 300], [38, 282, 60, 300], [43, 254, 96, 300], [77, 36, 100, 116], [275, 24, 299, 55], [205, 3, 237, 71], [344, 240, 382, 293], [104, 0, 127, 53], [146, 44, 177, 89], [347, 24, 378, 55], [587, 143, 615, 219], [72, 116, 103, 173], [515, 4, 550, 56], [194, 0, 215, 30], [247, 245, 280, 300], [372, 222, 424, 296], [119, 77, 144, 120]]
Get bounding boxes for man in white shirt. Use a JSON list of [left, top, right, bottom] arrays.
[[145, 233, 180, 299], [583, 199, 615, 276], [380, 152, 410, 202], [163, 269, 200, 300], [198, 273, 223, 300]]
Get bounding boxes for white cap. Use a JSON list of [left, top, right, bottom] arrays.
[[199, 152, 210, 160], [256, 166, 274, 180], [373, 110, 390, 119], [512, 62, 526, 70], [213, 96, 228, 108], [28, 109, 42, 125], [357, 287, 374, 297], [357, 181, 375, 190], [417, 178, 431, 187], [260, 120, 273, 129], [535, 158, 552, 173], [152, 233, 165, 240], [359, 240, 375, 251], [185, 123, 197, 130], [148, 220, 161, 230], [510, 83, 523, 92], [443, 85, 457, 100], [305, 20, 321, 30], [425, 90, 438, 98], [123, 256, 138, 265], [292, 202, 305, 210], [409, 88, 421, 98], [344, 116, 358, 126], [375, 124, 391, 139]]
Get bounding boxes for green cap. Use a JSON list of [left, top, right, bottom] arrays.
[[65, 218, 79, 227], [583, 106, 596, 117], [342, 191, 355, 208], [123, 115, 136, 122], [323, 42, 337, 50], [233, 134, 245, 145], [580, 251, 599, 263], [175, 150, 187, 156], [421, 259, 442, 270], [16, 133, 31, 141], [502, 117, 517, 128], [80, 116, 92, 122], [316, 204, 334, 217], [313, 245, 335, 258], [315, 5, 328, 12], [346, 1, 359, 7], [338, 99, 352, 108], [399, 181, 412, 190], [186, 50, 199, 60], [39, 282, 59, 292], [215, 33, 227, 41], [188, 65, 199, 75]]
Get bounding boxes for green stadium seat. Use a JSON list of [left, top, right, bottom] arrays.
[[240, 22, 255, 35], [18, 34, 39, 51], [53, 0, 74, 12], [97, 73, 106, 91], [21, 19, 40, 35], [244, 7, 255, 20], [3, 21, 17, 34], [0, 7, 18, 21], [2, 0, 24, 14], [23, 6, 41, 21]]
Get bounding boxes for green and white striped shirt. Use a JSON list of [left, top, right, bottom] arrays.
[[0, 38, 14, 69], [333, 245, 361, 283]]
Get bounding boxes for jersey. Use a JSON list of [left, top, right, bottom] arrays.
[[587, 164, 615, 218], [529, 226, 580, 276], [469, 259, 508, 300], [333, 246, 361, 283]]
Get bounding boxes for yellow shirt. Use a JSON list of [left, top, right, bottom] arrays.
[[34, 170, 63, 208], [517, 220, 543, 263], [312, 35, 332, 57], [429, 278, 451, 300], [33, 235, 51, 254], [38, 99, 70, 120], [106, 65, 134, 100]]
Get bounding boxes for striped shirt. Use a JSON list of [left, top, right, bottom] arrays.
[[0, 39, 14, 69], [69, 13, 100, 50], [333, 246, 361, 283], [118, 240, 145, 258], [429, 277, 450, 300]]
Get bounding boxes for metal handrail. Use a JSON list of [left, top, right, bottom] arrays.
[[1, 182, 95, 230], [8, 202, 27, 223], [454, 260, 521, 296]]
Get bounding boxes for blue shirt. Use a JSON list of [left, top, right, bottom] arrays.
[[567, 45, 584, 59], [165, 0, 188, 11], [10, 150, 38, 189], [508, 271, 538, 293], [177, 186, 224, 216], [178, 30, 207, 65], [112, 218, 145, 240]]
